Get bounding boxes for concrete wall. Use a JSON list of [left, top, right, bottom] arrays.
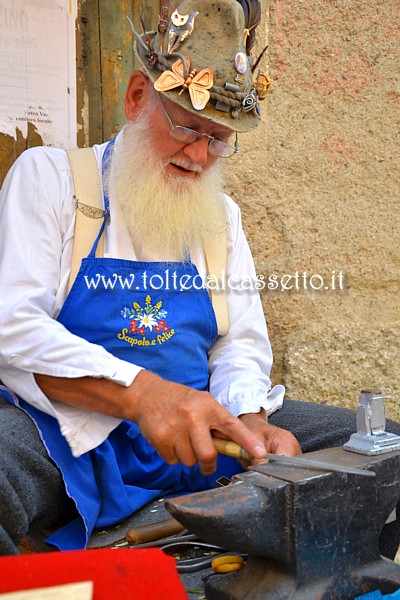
[[225, 0, 400, 421]]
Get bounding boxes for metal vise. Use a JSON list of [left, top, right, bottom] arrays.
[[167, 436, 400, 599]]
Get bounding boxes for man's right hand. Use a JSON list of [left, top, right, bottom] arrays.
[[127, 370, 267, 475]]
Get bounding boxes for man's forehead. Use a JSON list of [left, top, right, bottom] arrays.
[[163, 95, 234, 137]]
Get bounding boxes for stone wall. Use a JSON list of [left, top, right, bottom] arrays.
[[225, 0, 400, 421]]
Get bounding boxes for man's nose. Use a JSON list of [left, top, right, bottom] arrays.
[[183, 135, 210, 166]]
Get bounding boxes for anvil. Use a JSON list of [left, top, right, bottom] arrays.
[[166, 447, 400, 600]]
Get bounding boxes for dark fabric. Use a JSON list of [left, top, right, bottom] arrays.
[[0, 398, 76, 554], [269, 399, 358, 451], [269, 399, 400, 559]]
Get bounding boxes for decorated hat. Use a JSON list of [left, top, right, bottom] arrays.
[[132, 0, 270, 133]]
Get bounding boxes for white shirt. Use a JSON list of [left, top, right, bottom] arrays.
[[0, 139, 284, 457]]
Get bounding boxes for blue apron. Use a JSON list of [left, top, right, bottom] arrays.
[[1, 140, 239, 550]]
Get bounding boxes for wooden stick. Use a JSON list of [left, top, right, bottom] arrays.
[[126, 517, 185, 545]]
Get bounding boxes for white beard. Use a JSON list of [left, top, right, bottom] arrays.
[[105, 111, 227, 262]]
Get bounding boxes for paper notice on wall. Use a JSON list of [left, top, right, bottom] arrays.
[[0, 0, 77, 147]]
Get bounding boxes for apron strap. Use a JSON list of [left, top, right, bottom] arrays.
[[66, 148, 107, 293]]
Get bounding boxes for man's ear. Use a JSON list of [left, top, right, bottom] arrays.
[[124, 71, 152, 120]]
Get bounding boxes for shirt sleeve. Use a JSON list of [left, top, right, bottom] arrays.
[[208, 196, 285, 418], [0, 147, 142, 421]]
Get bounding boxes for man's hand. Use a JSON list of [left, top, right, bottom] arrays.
[[128, 371, 267, 475], [35, 371, 267, 476], [239, 411, 302, 465]]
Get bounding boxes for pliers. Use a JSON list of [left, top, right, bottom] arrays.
[[159, 540, 247, 573]]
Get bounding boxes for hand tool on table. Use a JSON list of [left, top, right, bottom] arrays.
[[175, 552, 246, 574], [125, 517, 185, 545], [159, 539, 246, 573], [213, 437, 375, 477]]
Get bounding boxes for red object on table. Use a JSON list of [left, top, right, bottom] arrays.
[[0, 548, 188, 599]]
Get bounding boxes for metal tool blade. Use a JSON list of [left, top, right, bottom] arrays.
[[263, 452, 376, 477]]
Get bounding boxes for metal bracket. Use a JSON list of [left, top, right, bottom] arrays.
[[344, 389, 400, 455]]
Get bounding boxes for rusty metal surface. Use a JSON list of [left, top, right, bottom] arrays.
[[166, 447, 400, 600], [0, 124, 43, 187]]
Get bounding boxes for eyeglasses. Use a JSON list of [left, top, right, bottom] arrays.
[[157, 93, 239, 158]]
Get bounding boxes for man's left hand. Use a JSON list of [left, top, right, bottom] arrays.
[[239, 411, 302, 464]]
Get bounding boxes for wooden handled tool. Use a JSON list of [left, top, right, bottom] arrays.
[[213, 438, 252, 461], [126, 517, 185, 545], [212, 437, 375, 477]]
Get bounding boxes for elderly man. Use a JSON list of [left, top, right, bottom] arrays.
[[0, 0, 399, 558]]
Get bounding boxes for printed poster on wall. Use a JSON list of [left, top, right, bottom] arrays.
[[0, 0, 77, 147]]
